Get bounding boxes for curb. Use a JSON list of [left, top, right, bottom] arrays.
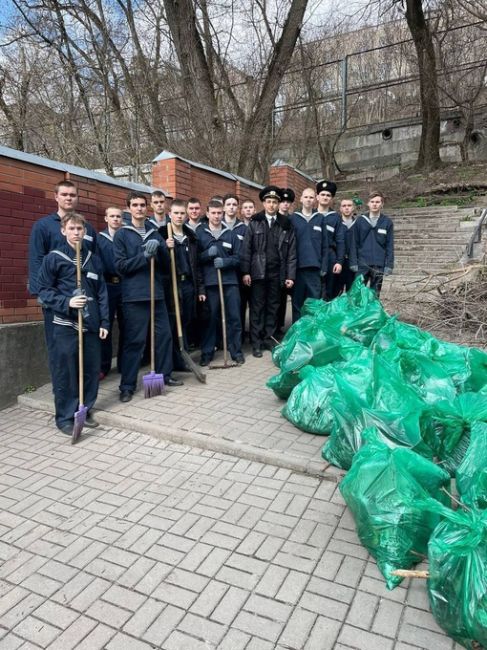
[[18, 393, 342, 482]]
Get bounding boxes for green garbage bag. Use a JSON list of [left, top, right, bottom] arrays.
[[282, 365, 336, 434], [395, 350, 457, 405], [465, 346, 487, 392], [431, 393, 487, 475], [371, 316, 435, 355], [424, 499, 487, 648], [283, 353, 374, 435], [340, 431, 451, 589], [272, 315, 315, 367], [321, 376, 435, 470], [456, 421, 487, 509], [431, 340, 471, 391], [266, 369, 301, 400], [280, 325, 342, 373]]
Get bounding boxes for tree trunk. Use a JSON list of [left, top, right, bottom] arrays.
[[237, 0, 309, 180], [404, 0, 441, 170]]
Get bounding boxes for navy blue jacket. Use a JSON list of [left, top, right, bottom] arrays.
[[37, 241, 109, 334], [28, 212, 97, 296], [159, 223, 204, 296], [196, 224, 241, 288], [322, 210, 346, 265], [342, 218, 356, 258], [113, 223, 170, 302], [97, 229, 120, 279], [349, 212, 394, 272], [224, 219, 247, 244], [289, 211, 329, 273]]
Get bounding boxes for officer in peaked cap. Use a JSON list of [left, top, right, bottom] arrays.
[[316, 180, 337, 197], [259, 185, 282, 202]]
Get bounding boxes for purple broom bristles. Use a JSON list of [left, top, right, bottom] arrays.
[[72, 404, 88, 444], [143, 371, 164, 398]]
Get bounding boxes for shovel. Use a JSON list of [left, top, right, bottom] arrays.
[[72, 240, 87, 443], [209, 267, 237, 370]]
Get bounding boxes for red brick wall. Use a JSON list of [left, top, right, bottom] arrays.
[[268, 163, 316, 205], [0, 156, 152, 324], [152, 156, 262, 208]]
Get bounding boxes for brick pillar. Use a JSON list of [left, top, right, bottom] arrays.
[[268, 162, 315, 200], [152, 155, 191, 199]]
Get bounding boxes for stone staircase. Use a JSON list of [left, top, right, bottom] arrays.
[[379, 205, 485, 309]]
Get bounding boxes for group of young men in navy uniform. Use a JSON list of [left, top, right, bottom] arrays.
[[28, 179, 394, 435]]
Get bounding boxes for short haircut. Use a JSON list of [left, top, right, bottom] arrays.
[[61, 212, 85, 228], [210, 195, 224, 205], [126, 191, 147, 207], [242, 199, 255, 206], [223, 193, 239, 204], [55, 180, 77, 193], [105, 206, 122, 216], [151, 190, 166, 199], [170, 199, 187, 210], [340, 197, 355, 204], [187, 197, 201, 205], [368, 190, 385, 201], [302, 187, 316, 195], [207, 200, 224, 211]]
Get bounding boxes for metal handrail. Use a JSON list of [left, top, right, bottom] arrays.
[[465, 208, 487, 259]]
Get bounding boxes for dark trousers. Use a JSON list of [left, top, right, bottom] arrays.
[[322, 251, 341, 301], [51, 326, 100, 429], [250, 277, 281, 348], [42, 307, 56, 380], [119, 300, 173, 393], [363, 266, 384, 296], [101, 285, 124, 375], [334, 260, 356, 295], [201, 284, 242, 359], [277, 289, 288, 331], [292, 268, 321, 322], [240, 283, 251, 343], [170, 279, 195, 370]]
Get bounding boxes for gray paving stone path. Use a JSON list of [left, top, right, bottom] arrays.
[[0, 405, 462, 649], [19, 352, 336, 478]]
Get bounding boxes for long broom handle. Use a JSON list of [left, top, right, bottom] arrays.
[[150, 256, 155, 372], [166, 223, 184, 340], [217, 268, 228, 365], [76, 241, 84, 405]]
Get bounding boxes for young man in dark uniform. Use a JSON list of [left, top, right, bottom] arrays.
[[160, 200, 203, 363], [240, 186, 296, 357], [37, 213, 108, 434], [349, 190, 394, 296], [290, 188, 329, 322], [114, 191, 181, 403], [316, 180, 346, 300], [223, 193, 249, 344], [97, 206, 125, 378], [276, 187, 295, 334], [197, 200, 244, 366], [28, 180, 98, 379], [335, 197, 357, 294]]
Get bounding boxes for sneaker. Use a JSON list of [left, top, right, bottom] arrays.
[[166, 377, 184, 387], [84, 413, 99, 428]]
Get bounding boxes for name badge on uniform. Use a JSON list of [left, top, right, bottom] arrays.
[[84, 234, 93, 242], [237, 235, 244, 240], [378, 228, 387, 235], [326, 225, 335, 233], [313, 226, 322, 232], [87, 271, 98, 280], [222, 242, 232, 249]]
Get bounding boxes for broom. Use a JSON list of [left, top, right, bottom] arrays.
[[72, 240, 87, 444], [167, 222, 206, 383], [143, 255, 164, 397]]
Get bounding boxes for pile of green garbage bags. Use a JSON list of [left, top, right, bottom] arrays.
[[267, 277, 487, 648]]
